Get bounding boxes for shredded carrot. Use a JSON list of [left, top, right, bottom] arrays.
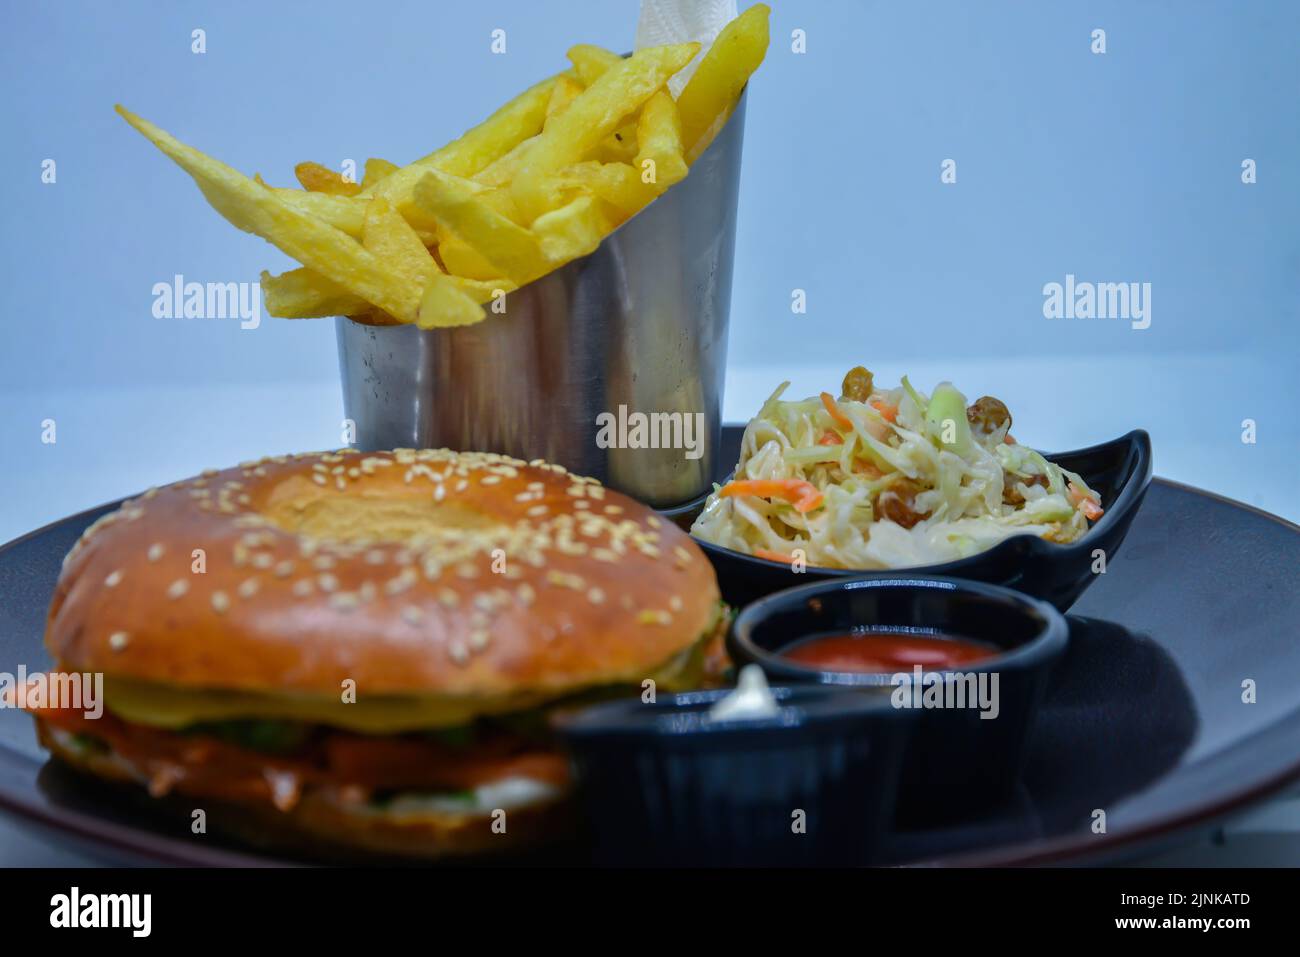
[[870, 400, 898, 423], [753, 547, 798, 564], [817, 429, 843, 446], [820, 392, 854, 430], [720, 478, 825, 514], [1067, 482, 1104, 520], [1004, 433, 1016, 445]]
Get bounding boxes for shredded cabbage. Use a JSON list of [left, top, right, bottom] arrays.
[[690, 370, 1102, 569]]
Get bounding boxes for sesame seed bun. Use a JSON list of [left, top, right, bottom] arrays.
[[47, 449, 721, 706]]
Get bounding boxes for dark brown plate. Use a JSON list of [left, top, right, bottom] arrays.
[[1, 426, 1298, 866]]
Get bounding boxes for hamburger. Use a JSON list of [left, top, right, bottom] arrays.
[[24, 448, 724, 858]]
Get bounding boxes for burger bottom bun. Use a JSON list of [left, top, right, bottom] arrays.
[[39, 723, 576, 862]]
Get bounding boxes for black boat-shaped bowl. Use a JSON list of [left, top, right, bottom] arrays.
[[691, 429, 1152, 611]]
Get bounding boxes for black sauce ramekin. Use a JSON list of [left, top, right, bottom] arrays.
[[554, 685, 914, 866], [728, 576, 1069, 825]]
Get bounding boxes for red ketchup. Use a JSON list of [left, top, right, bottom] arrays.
[[780, 630, 998, 673]]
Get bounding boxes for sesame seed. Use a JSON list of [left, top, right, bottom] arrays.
[[108, 632, 130, 651], [365, 549, 386, 565], [167, 579, 189, 599], [527, 504, 549, 517], [238, 578, 260, 599], [317, 573, 338, 592], [469, 629, 489, 650], [402, 605, 423, 625], [274, 560, 295, 578], [449, 641, 469, 664], [604, 505, 624, 515], [669, 596, 684, 612], [211, 591, 231, 613], [384, 571, 415, 595], [147, 543, 165, 562], [647, 516, 662, 528], [253, 553, 274, 569], [587, 587, 606, 605], [313, 555, 336, 570], [330, 592, 360, 611], [546, 570, 584, 590], [104, 570, 123, 588], [312, 474, 327, 486], [292, 580, 314, 597]]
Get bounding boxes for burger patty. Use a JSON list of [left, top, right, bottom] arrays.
[[30, 695, 570, 813]]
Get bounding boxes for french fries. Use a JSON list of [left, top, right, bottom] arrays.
[[510, 43, 699, 222], [551, 161, 656, 219], [116, 106, 422, 323], [565, 44, 623, 86], [295, 161, 361, 196], [261, 267, 368, 319], [364, 76, 557, 212], [417, 274, 485, 329], [634, 92, 688, 192], [360, 157, 400, 190], [439, 236, 506, 281], [413, 170, 547, 283], [361, 198, 440, 287], [117, 5, 770, 329], [545, 76, 585, 123], [677, 4, 771, 160], [532, 195, 614, 263]]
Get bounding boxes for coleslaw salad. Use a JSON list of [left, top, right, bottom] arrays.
[[690, 368, 1104, 569]]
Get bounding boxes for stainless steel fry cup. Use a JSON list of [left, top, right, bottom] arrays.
[[336, 93, 745, 508]]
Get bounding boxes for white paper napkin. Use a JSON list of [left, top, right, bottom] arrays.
[[634, 0, 739, 96]]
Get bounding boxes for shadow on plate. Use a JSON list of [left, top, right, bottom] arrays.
[[885, 615, 1198, 864]]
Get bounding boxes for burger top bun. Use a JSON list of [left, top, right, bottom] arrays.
[[48, 449, 720, 699]]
